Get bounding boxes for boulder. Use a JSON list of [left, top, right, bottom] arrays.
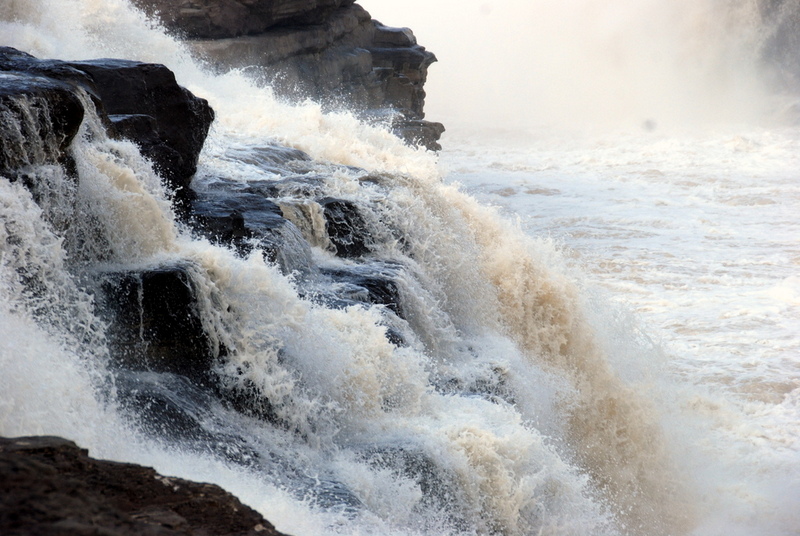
[[0, 435, 288, 536], [64, 59, 214, 197], [95, 263, 222, 382], [0, 48, 215, 199]]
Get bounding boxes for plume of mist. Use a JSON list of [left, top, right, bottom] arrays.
[[365, 0, 789, 131]]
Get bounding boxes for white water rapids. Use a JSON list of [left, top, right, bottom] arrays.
[[2, 0, 799, 535]]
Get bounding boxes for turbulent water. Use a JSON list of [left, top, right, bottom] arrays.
[[1, 0, 799, 535]]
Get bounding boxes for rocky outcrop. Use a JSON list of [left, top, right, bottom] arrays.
[[96, 264, 222, 382], [130, 0, 357, 39], [0, 72, 84, 177], [67, 59, 215, 196], [0, 47, 214, 198], [132, 1, 444, 149], [0, 435, 289, 536]]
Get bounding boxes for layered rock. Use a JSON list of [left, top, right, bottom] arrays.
[[0, 435, 289, 536], [131, 0, 444, 149], [130, 0, 358, 39], [0, 47, 214, 199]]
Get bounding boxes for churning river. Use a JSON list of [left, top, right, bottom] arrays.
[[2, 0, 799, 534]]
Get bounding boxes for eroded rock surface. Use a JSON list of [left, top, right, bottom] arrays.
[[0, 47, 214, 197], [132, 1, 444, 149], [0, 435, 290, 536]]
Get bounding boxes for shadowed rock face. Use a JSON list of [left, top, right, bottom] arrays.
[[0, 47, 214, 200], [96, 264, 221, 382], [64, 59, 215, 196], [0, 435, 289, 536], [130, 1, 444, 149], [131, 0, 358, 39], [0, 72, 84, 176]]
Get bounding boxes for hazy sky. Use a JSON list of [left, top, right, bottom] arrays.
[[361, 0, 771, 131]]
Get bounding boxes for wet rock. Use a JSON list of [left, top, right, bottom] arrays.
[[319, 197, 372, 258], [220, 144, 315, 175], [0, 71, 84, 176], [188, 5, 376, 102], [0, 47, 215, 200], [64, 58, 214, 196], [0, 435, 288, 536], [0, 47, 102, 109], [95, 263, 221, 382], [142, 3, 443, 149], [392, 118, 446, 152], [320, 262, 404, 315], [114, 370, 262, 466], [191, 177, 316, 275]]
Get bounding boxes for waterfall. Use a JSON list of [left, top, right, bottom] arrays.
[[2, 1, 799, 535]]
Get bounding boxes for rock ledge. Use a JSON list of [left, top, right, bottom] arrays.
[[0, 435, 290, 536]]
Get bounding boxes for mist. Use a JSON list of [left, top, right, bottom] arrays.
[[363, 0, 781, 131]]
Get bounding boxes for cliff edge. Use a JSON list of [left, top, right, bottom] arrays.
[[131, 0, 445, 149]]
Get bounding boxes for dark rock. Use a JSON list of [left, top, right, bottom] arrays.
[[95, 263, 221, 382], [319, 197, 371, 258], [131, 0, 357, 39], [220, 144, 315, 175], [191, 177, 316, 275], [0, 47, 103, 109], [63, 59, 214, 196], [320, 262, 404, 316], [392, 118, 446, 152], [189, 5, 376, 101], [0, 435, 289, 536], [114, 370, 263, 465], [153, 4, 443, 149], [0, 71, 84, 176], [0, 47, 215, 200]]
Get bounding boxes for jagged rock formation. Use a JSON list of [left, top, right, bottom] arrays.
[[0, 47, 214, 200], [130, 0, 444, 149], [0, 435, 289, 536]]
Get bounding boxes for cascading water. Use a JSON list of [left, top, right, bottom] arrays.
[[2, 1, 799, 536]]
